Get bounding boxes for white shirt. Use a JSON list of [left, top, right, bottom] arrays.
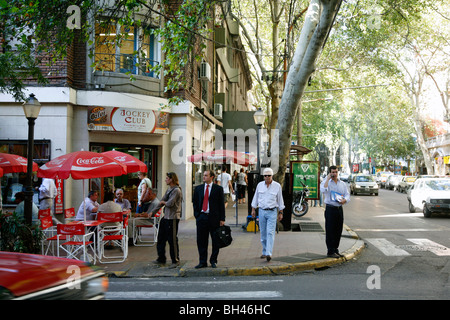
[[217, 173, 232, 193], [251, 180, 285, 211], [76, 197, 99, 221], [39, 178, 57, 200], [320, 178, 350, 207]]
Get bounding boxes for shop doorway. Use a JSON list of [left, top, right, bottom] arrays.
[[90, 144, 157, 211]]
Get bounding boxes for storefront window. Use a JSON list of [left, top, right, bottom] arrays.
[[0, 140, 51, 208], [90, 144, 157, 212]]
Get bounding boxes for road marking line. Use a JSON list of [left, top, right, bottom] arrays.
[[355, 229, 442, 232], [375, 213, 424, 218], [366, 238, 410, 256], [106, 291, 283, 299], [407, 239, 450, 256]]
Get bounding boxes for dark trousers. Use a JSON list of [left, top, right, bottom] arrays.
[[196, 214, 220, 264], [324, 205, 344, 255], [156, 218, 179, 263]]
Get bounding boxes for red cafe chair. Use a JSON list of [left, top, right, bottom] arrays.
[[57, 224, 96, 264], [97, 212, 127, 264], [132, 209, 161, 247]]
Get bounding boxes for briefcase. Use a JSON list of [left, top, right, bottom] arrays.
[[214, 225, 233, 248]]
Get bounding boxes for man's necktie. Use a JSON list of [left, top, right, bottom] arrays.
[[202, 184, 209, 212]]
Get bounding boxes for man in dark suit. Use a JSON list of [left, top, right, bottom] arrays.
[[193, 170, 226, 268]]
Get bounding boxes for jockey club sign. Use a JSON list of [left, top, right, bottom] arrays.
[[87, 106, 169, 134]]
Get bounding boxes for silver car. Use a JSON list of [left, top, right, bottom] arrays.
[[386, 175, 402, 191], [397, 176, 416, 193], [350, 174, 379, 196]]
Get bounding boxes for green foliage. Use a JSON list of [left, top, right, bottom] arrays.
[[0, 211, 44, 254], [152, 0, 215, 107], [0, 0, 94, 101], [0, 0, 216, 105]]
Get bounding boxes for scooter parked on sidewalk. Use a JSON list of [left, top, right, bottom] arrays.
[[292, 178, 310, 217]]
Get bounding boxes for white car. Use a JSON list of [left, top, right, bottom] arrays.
[[407, 178, 450, 214]]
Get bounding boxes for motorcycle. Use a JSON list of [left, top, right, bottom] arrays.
[[292, 178, 310, 217]]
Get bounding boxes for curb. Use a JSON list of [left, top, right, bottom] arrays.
[[178, 239, 365, 277], [105, 227, 365, 278]]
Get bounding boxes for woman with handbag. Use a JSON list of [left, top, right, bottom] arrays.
[[150, 172, 183, 268], [137, 171, 152, 213]]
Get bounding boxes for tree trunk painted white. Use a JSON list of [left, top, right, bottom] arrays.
[[273, 0, 342, 183]]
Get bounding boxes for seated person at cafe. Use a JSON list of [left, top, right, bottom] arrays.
[[114, 188, 131, 215], [75, 190, 99, 221], [98, 191, 123, 228], [98, 192, 122, 214], [128, 188, 160, 244], [14, 192, 39, 223]]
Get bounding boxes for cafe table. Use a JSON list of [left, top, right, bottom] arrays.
[[65, 220, 108, 262]]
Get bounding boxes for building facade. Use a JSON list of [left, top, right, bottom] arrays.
[[0, 4, 253, 220]]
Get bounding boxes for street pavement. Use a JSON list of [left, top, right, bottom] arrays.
[[98, 201, 365, 277]]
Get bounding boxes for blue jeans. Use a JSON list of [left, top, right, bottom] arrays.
[[258, 208, 278, 256]]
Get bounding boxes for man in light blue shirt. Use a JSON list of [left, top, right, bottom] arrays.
[[75, 190, 99, 221], [251, 167, 285, 262], [320, 166, 350, 258]]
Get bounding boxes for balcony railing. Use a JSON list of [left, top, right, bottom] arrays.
[[94, 53, 160, 78]]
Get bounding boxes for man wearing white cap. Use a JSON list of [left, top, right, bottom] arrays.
[[251, 167, 285, 262]]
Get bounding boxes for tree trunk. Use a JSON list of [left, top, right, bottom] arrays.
[[273, 0, 342, 183]]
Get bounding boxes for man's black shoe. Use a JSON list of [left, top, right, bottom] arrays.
[[211, 263, 217, 268], [195, 263, 207, 269], [327, 253, 340, 258]]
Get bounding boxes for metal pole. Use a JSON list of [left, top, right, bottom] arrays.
[[24, 117, 36, 226], [256, 124, 262, 175]]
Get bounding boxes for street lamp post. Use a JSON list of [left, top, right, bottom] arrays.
[[253, 108, 265, 175], [22, 94, 41, 226]]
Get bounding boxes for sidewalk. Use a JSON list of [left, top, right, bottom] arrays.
[[98, 202, 365, 277]]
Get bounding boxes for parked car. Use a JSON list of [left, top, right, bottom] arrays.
[[350, 174, 379, 196], [407, 178, 450, 216], [386, 175, 402, 190], [377, 171, 393, 188], [340, 173, 350, 182], [397, 176, 416, 193], [0, 251, 108, 300]]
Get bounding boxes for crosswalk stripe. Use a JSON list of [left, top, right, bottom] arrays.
[[366, 238, 411, 256], [407, 239, 450, 256], [106, 291, 283, 300]]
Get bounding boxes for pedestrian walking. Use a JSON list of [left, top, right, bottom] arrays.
[[251, 168, 284, 262], [320, 165, 350, 258], [217, 165, 234, 208], [192, 170, 226, 268], [237, 168, 248, 204], [137, 171, 152, 213], [150, 172, 183, 268]]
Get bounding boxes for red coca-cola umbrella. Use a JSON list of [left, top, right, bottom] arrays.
[[37, 150, 127, 180], [0, 152, 39, 174], [188, 149, 257, 166], [37, 151, 127, 222], [101, 150, 147, 173]]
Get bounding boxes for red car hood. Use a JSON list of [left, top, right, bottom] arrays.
[[0, 252, 97, 297]]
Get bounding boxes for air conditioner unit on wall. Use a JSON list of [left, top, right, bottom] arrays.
[[214, 103, 223, 119], [200, 62, 211, 81]]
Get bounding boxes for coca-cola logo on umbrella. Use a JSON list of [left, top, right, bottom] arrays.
[[75, 157, 105, 165]]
